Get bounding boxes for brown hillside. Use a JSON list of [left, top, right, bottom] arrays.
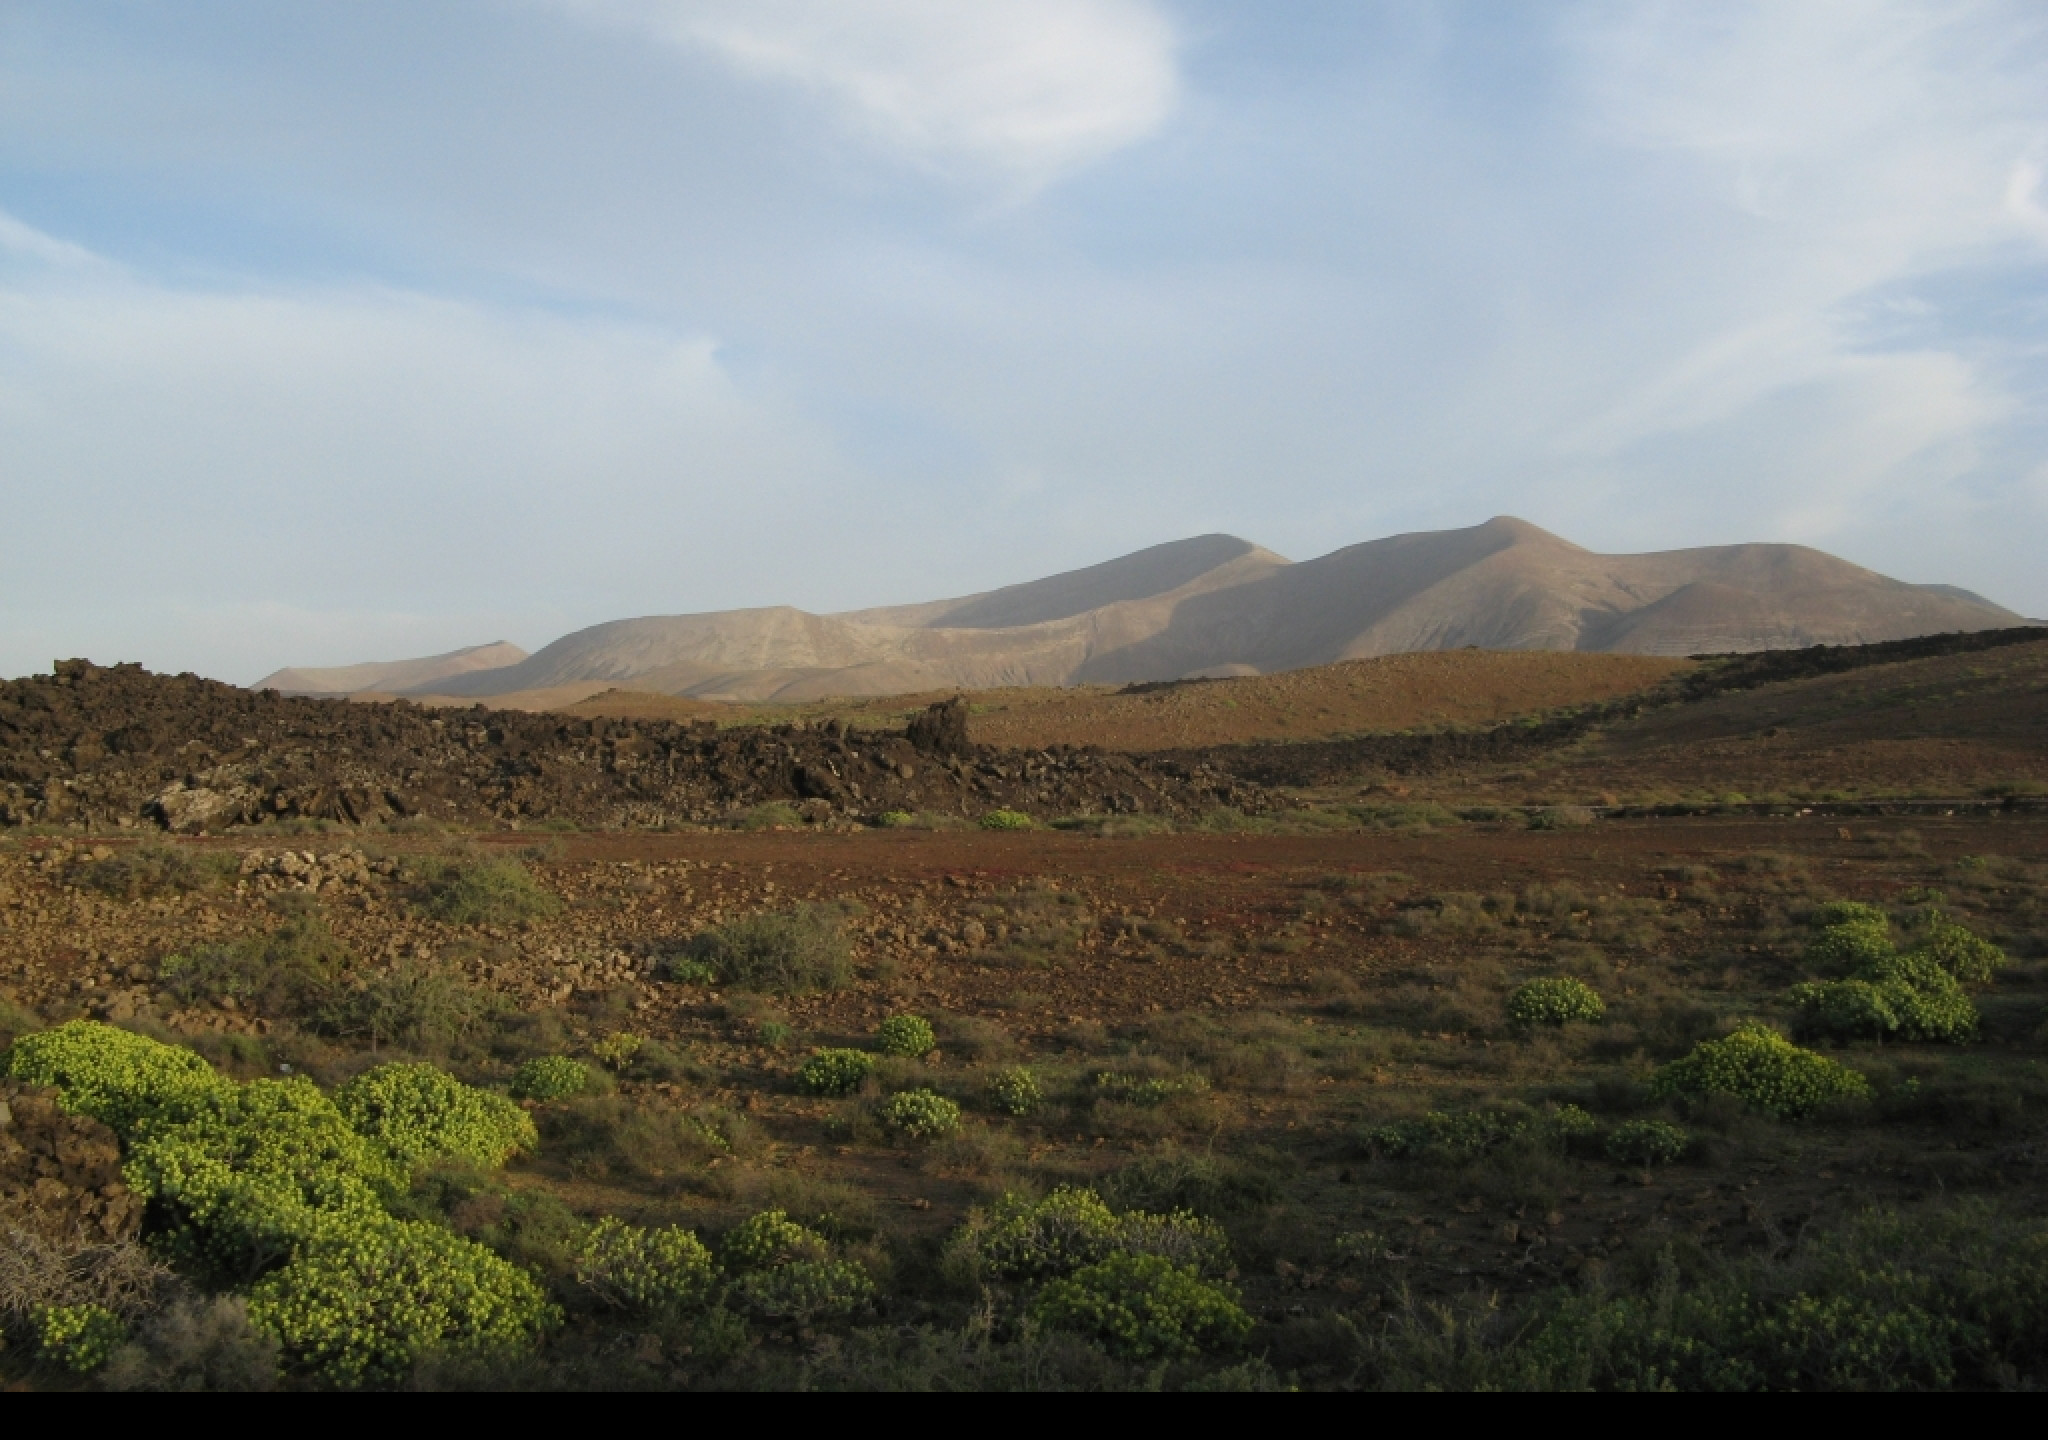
[[1539, 636, 2048, 801], [581, 649, 1689, 751]]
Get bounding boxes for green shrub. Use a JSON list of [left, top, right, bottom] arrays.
[[731, 1259, 874, 1324], [246, 1217, 558, 1387], [874, 1014, 936, 1058], [986, 1066, 1041, 1117], [677, 905, 851, 993], [876, 1088, 960, 1140], [717, 1210, 870, 1322], [736, 802, 804, 831], [1804, 908, 1895, 974], [1811, 901, 1890, 931], [575, 1218, 719, 1315], [1909, 914, 2007, 986], [71, 843, 232, 899], [1605, 1119, 1690, 1168], [123, 1076, 401, 1277], [316, 960, 504, 1053], [1028, 1253, 1251, 1361], [1650, 1026, 1872, 1119], [1790, 926, 1982, 1045], [1789, 979, 1900, 1043], [1366, 1103, 1595, 1160], [158, 915, 353, 1020], [876, 811, 915, 828], [1864, 955, 1979, 1042], [1099, 1149, 1281, 1218], [509, 1056, 593, 1102], [36, 1302, 126, 1373], [0, 995, 41, 1048], [1093, 1072, 1210, 1107], [334, 1063, 536, 1170], [971, 1187, 1230, 1282], [1507, 977, 1606, 1027], [798, 1048, 876, 1097], [591, 1032, 643, 1070], [5, 1020, 231, 1134], [980, 810, 1034, 831], [722, 1210, 829, 1271], [416, 856, 560, 927], [1792, 950, 1978, 1045], [659, 954, 719, 986]]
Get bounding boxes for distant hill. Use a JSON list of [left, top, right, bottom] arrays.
[[260, 519, 2022, 703], [256, 641, 528, 697]]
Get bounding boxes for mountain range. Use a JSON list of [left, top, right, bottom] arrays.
[[256, 517, 2023, 704]]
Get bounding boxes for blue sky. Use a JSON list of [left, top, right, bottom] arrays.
[[4, 0, 2047, 682]]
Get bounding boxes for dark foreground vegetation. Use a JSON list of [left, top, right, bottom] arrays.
[[3, 631, 2047, 1389]]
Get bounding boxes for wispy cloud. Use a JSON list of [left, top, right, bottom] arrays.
[[1531, 0, 2048, 551], [0, 208, 111, 271], [542, 0, 1180, 188]]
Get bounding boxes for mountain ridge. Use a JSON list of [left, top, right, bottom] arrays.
[[257, 518, 2020, 702]]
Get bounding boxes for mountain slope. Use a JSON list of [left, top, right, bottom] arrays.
[[264, 519, 2020, 702], [256, 641, 529, 697]]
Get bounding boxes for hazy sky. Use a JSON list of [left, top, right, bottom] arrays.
[[5, 1, 2048, 683]]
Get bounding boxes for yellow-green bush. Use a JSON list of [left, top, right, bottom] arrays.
[[970, 1187, 1229, 1282], [1792, 953, 1977, 1045], [5, 1020, 230, 1134], [980, 810, 1034, 831], [590, 1032, 643, 1071], [874, 1014, 936, 1058], [1650, 1026, 1872, 1119], [575, 1218, 719, 1315], [1910, 913, 2007, 986], [246, 1217, 559, 1387], [718, 1210, 870, 1324], [1804, 907, 1895, 974], [334, 1062, 536, 1170], [875, 1088, 960, 1140], [8, 1023, 556, 1388], [731, 1260, 874, 1324], [1507, 977, 1606, 1027], [1029, 1253, 1251, 1361], [509, 1055, 593, 1102], [986, 1066, 1041, 1116], [36, 1303, 126, 1373], [1605, 1119, 1689, 1168], [797, 1048, 875, 1097], [124, 1076, 399, 1277], [722, 1210, 830, 1271]]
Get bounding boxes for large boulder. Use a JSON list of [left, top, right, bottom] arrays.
[[905, 697, 973, 758], [0, 1081, 145, 1244]]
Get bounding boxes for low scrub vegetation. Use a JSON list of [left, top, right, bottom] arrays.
[[668, 905, 852, 993], [6, 779, 2046, 1392], [415, 855, 560, 927]]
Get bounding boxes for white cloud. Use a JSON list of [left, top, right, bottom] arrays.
[[543, 0, 1180, 187], [2009, 158, 2048, 244], [0, 222, 875, 681], [0, 208, 110, 271], [1531, 0, 2048, 536]]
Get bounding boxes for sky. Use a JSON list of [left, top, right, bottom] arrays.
[[3, 0, 2048, 684]]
